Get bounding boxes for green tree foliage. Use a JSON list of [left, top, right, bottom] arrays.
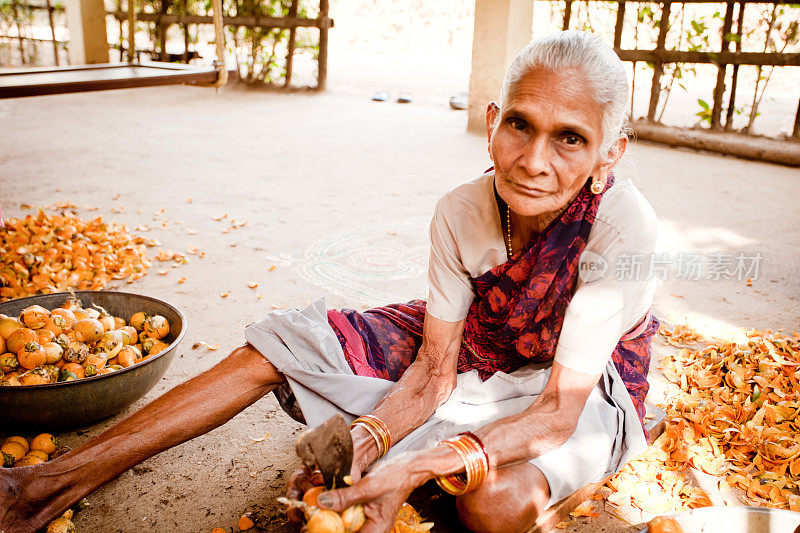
[[134, 0, 320, 85]]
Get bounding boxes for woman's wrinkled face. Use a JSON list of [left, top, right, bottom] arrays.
[[487, 67, 615, 218]]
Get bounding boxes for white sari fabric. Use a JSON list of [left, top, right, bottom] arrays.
[[244, 298, 648, 506]]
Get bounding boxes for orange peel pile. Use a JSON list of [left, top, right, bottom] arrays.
[[604, 433, 715, 517], [603, 324, 800, 518], [0, 208, 151, 301]]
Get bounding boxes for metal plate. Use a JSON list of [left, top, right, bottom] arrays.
[[638, 506, 800, 533], [0, 290, 186, 430]]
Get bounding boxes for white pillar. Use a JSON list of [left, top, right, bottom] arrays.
[[65, 0, 109, 64], [467, 0, 533, 133]]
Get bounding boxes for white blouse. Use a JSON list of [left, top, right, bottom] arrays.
[[426, 172, 658, 375]]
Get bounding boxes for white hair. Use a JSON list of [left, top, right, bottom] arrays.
[[496, 30, 630, 161]]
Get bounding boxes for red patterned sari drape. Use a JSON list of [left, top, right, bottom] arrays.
[[328, 174, 658, 430]]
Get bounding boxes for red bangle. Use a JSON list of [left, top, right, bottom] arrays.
[[459, 431, 490, 467], [435, 433, 490, 495]]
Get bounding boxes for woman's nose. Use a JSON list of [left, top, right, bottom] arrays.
[[517, 135, 551, 176]]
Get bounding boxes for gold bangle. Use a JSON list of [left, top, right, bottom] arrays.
[[349, 415, 392, 459], [451, 435, 488, 490], [435, 472, 468, 495], [350, 420, 385, 458], [351, 420, 386, 458], [434, 433, 489, 495], [460, 432, 490, 468], [359, 415, 392, 451], [435, 440, 472, 495], [454, 439, 484, 490]]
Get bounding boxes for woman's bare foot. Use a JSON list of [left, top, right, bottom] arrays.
[[0, 462, 64, 532], [1, 343, 283, 531]]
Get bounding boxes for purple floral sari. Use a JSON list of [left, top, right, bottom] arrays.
[[327, 174, 658, 430]]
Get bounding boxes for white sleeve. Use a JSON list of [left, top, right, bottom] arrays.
[[554, 220, 658, 375], [426, 196, 476, 322]]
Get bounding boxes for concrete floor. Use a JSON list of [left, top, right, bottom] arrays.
[[0, 82, 798, 532]]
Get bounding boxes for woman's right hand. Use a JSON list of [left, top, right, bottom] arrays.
[[285, 465, 324, 523], [286, 426, 374, 523]]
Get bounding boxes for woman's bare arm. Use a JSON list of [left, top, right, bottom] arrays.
[[406, 362, 601, 480], [473, 362, 598, 466], [350, 312, 464, 473], [318, 361, 606, 529]]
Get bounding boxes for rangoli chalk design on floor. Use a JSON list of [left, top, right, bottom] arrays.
[[296, 221, 429, 307]]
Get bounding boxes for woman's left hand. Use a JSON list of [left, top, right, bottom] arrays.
[[316, 451, 427, 533]]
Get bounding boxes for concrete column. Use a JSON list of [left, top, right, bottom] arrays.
[[65, 0, 109, 64], [467, 0, 533, 133]]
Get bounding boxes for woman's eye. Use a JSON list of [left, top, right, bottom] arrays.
[[562, 134, 583, 145], [508, 118, 526, 131]]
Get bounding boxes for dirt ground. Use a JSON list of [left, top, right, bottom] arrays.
[[0, 68, 798, 533]]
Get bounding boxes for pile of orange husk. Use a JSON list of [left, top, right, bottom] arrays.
[[0, 208, 153, 301], [599, 323, 800, 520]]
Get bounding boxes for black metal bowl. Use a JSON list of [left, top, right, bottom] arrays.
[[0, 290, 186, 431]]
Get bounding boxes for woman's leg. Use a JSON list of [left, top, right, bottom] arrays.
[[0, 343, 284, 533], [456, 462, 550, 533]]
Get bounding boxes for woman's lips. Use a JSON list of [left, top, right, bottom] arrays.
[[513, 182, 550, 197]]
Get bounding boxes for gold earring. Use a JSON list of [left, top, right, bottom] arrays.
[[590, 176, 604, 194]]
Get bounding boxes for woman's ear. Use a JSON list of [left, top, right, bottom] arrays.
[[598, 137, 627, 176], [486, 102, 500, 140], [486, 102, 500, 159]]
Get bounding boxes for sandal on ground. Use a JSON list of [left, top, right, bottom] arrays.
[[449, 91, 468, 110]]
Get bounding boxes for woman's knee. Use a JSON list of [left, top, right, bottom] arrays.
[[456, 463, 549, 533], [225, 343, 285, 386]]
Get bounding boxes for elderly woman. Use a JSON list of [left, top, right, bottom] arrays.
[[0, 31, 657, 533], [257, 31, 659, 532]]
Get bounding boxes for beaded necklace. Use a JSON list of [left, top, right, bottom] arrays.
[[505, 205, 513, 257]]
